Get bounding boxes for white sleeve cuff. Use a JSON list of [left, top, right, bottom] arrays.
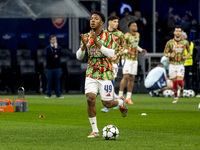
[[124, 49, 128, 54], [137, 46, 143, 52], [100, 45, 115, 58], [76, 48, 85, 60]]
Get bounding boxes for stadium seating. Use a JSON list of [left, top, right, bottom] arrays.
[[16, 49, 32, 65], [36, 49, 46, 94], [19, 59, 39, 93], [0, 49, 13, 93], [66, 59, 84, 93]]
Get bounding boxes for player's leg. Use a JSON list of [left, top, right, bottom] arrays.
[[125, 74, 134, 104], [162, 79, 173, 90], [101, 98, 128, 117], [100, 80, 128, 117], [125, 61, 137, 104], [101, 63, 119, 112], [147, 74, 167, 97], [119, 59, 129, 97], [86, 93, 100, 138], [169, 64, 179, 103], [176, 65, 185, 96], [172, 77, 178, 103], [113, 63, 119, 99], [119, 74, 129, 97], [85, 77, 99, 138]]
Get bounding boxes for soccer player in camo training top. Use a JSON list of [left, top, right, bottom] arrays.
[[76, 11, 128, 138], [163, 26, 190, 103], [101, 15, 125, 113], [118, 21, 147, 104]]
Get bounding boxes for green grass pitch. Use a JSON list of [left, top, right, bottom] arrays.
[[0, 94, 200, 150]]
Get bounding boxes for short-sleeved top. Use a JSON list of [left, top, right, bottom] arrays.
[[163, 39, 190, 65], [104, 29, 124, 64], [81, 30, 114, 80], [122, 32, 140, 61]]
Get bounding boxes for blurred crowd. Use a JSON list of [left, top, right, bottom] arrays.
[[110, 7, 200, 52]]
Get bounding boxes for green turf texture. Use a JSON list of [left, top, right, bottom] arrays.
[[0, 94, 200, 150]]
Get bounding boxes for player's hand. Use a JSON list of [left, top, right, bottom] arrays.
[[170, 52, 175, 58], [80, 34, 87, 46], [182, 56, 188, 60], [142, 49, 147, 55], [90, 29, 97, 44], [90, 29, 102, 49], [112, 55, 117, 61]]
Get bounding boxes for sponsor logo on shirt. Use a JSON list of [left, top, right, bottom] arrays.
[[89, 48, 101, 55], [106, 93, 111, 96], [173, 44, 184, 53]]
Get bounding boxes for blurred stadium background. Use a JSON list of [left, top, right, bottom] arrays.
[[0, 0, 200, 94]]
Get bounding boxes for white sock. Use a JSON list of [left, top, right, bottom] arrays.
[[118, 99, 123, 107], [154, 89, 161, 92], [119, 91, 123, 97], [126, 92, 132, 99], [89, 117, 99, 133], [114, 92, 118, 99]]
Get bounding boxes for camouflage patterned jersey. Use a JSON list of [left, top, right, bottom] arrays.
[[81, 30, 114, 80], [164, 39, 190, 65], [122, 32, 140, 61], [104, 29, 124, 64]]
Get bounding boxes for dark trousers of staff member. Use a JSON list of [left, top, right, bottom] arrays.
[[46, 68, 62, 97]]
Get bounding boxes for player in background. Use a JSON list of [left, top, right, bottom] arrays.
[[76, 11, 128, 138], [144, 63, 173, 97], [163, 26, 190, 103], [118, 21, 147, 104], [101, 15, 125, 113]]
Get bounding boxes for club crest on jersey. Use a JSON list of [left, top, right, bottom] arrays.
[[52, 18, 67, 29]]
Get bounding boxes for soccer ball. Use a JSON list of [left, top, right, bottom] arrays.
[[182, 90, 187, 97], [163, 90, 172, 97], [185, 90, 195, 97], [102, 125, 119, 140]]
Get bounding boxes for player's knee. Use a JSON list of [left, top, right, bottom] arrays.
[[102, 101, 112, 108], [123, 75, 129, 81], [129, 76, 135, 81], [86, 95, 96, 106]]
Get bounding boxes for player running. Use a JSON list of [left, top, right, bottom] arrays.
[[101, 15, 124, 113], [163, 26, 190, 103], [76, 11, 128, 138], [118, 21, 147, 104]]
